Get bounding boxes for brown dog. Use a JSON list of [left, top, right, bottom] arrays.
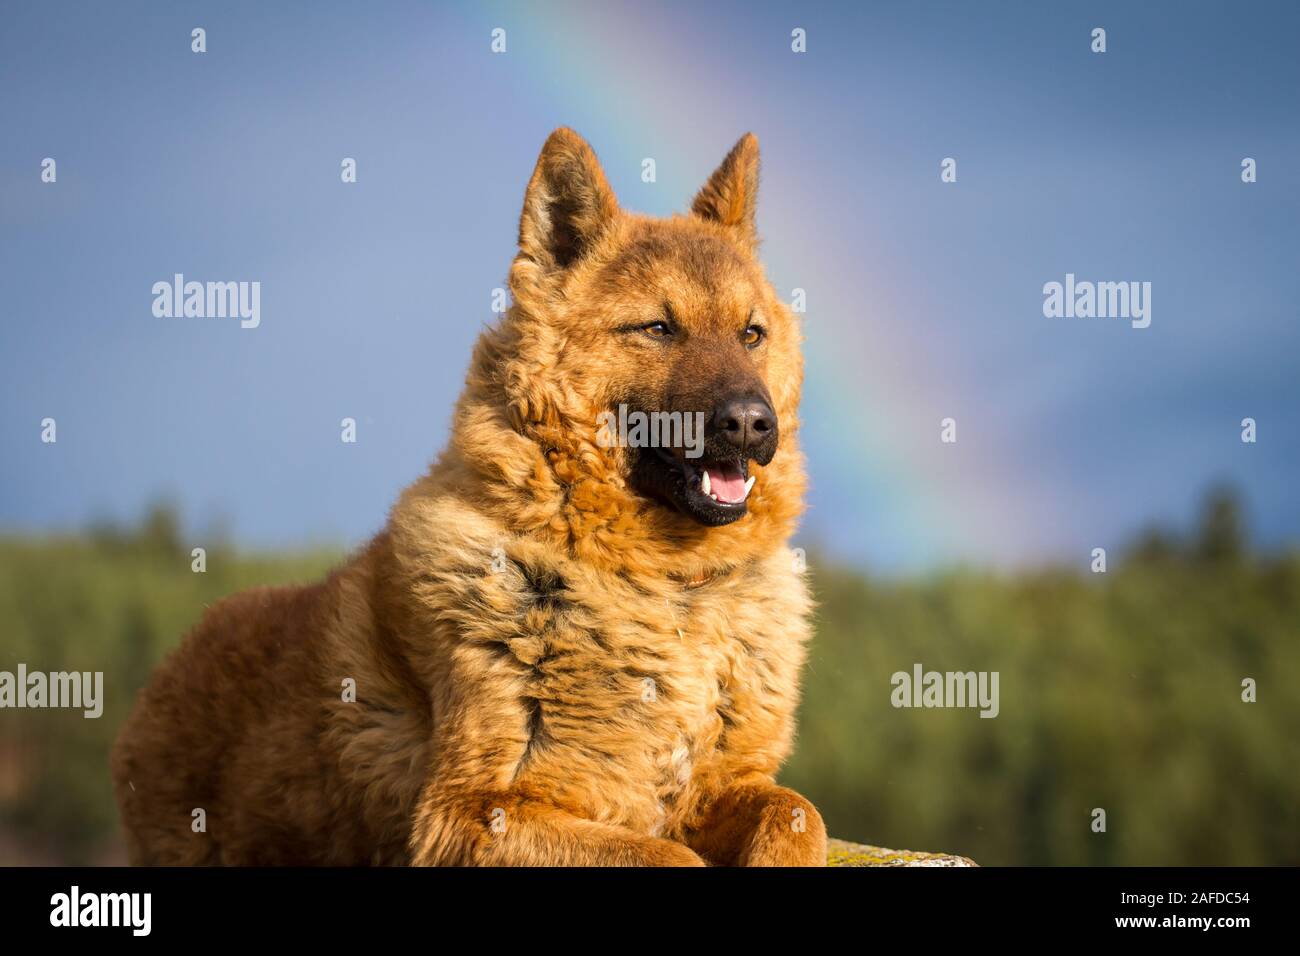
[[111, 129, 825, 866]]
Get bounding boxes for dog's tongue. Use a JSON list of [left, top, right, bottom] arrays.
[[706, 462, 747, 503]]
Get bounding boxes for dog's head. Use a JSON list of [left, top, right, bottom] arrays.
[[482, 129, 803, 556]]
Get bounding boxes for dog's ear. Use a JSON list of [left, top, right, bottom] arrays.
[[518, 128, 619, 272], [691, 133, 760, 251]]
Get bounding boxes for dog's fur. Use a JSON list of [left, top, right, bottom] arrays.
[[111, 129, 825, 866]]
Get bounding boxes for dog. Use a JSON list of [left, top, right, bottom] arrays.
[[111, 128, 825, 866]]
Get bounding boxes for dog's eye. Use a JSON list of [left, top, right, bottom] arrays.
[[641, 321, 672, 338], [742, 325, 765, 348]]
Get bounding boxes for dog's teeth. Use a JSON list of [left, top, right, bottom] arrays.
[[710, 492, 718, 501], [743, 476, 756, 498], [701, 470, 711, 496]]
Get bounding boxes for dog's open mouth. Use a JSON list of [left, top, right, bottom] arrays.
[[632, 447, 755, 526]]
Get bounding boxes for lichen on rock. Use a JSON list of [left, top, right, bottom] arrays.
[[827, 838, 977, 867]]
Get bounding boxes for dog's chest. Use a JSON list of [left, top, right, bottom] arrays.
[[501, 568, 784, 831]]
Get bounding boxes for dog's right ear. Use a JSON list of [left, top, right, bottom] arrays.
[[517, 128, 619, 273]]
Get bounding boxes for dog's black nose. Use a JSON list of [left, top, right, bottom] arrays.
[[712, 397, 776, 453]]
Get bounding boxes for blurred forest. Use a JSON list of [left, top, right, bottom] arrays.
[[1, 489, 1296, 865]]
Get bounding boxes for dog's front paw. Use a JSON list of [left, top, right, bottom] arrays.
[[635, 837, 708, 867], [739, 792, 827, 867]]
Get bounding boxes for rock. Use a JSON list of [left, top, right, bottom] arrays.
[[827, 837, 977, 867]]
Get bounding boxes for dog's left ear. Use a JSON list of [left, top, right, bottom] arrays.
[[691, 133, 760, 251], [518, 128, 619, 273]]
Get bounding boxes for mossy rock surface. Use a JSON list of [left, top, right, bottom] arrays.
[[827, 838, 977, 867]]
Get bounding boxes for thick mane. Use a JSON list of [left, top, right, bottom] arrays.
[[418, 304, 804, 579]]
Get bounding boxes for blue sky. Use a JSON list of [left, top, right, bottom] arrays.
[[2, 1, 1297, 572]]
